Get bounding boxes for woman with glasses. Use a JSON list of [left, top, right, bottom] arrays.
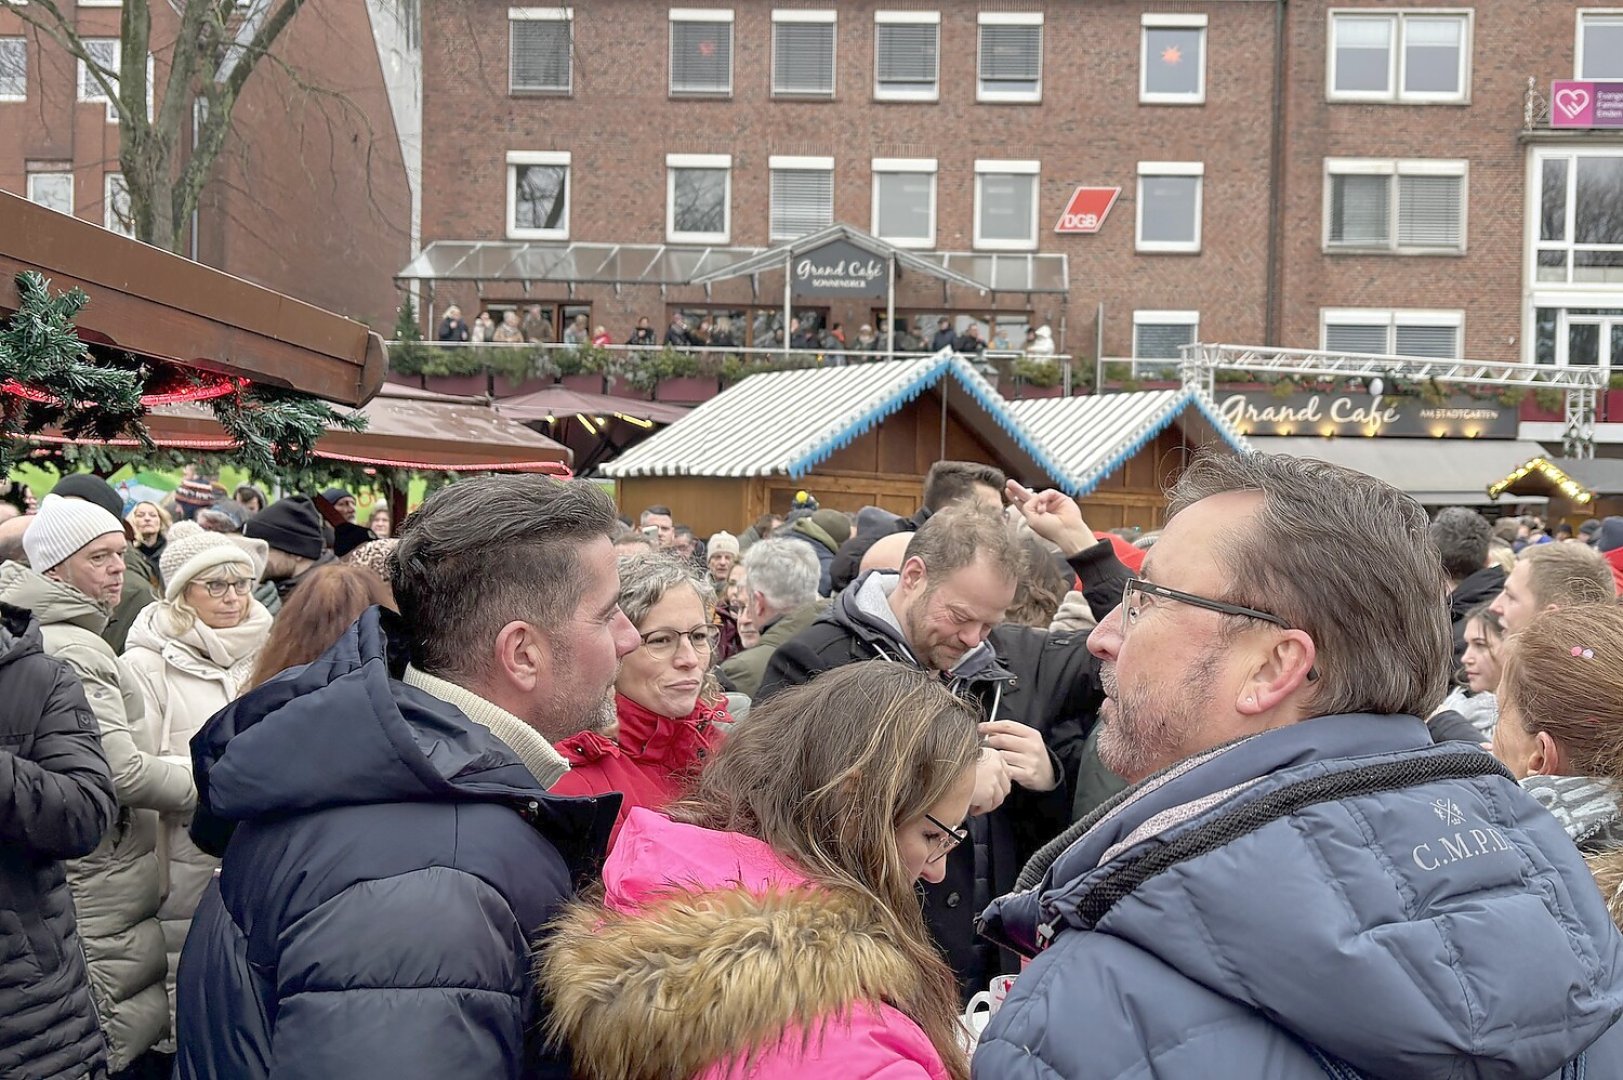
[[119, 521, 273, 1037], [551, 552, 731, 847], [539, 662, 980, 1080]]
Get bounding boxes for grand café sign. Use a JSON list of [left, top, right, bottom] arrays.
[[1219, 392, 1518, 439], [790, 238, 888, 298]]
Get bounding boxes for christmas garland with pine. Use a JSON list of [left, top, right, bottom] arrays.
[[1, 271, 365, 475]]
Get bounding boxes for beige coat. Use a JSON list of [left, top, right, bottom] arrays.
[[121, 598, 270, 1035], [0, 562, 193, 1071]]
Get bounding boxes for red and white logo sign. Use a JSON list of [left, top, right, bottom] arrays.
[[1054, 187, 1121, 234]]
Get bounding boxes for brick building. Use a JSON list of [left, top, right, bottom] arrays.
[[408, 0, 1623, 376], [0, 0, 419, 328]]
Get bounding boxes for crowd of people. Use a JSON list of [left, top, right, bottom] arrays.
[[6, 452, 1623, 1079]]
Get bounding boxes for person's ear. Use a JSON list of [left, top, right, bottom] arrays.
[[491, 620, 547, 695], [1236, 630, 1317, 717], [1529, 730, 1563, 777], [899, 556, 928, 593]]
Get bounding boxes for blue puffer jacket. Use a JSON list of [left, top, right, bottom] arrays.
[[975, 714, 1623, 1079], [174, 607, 618, 1080]]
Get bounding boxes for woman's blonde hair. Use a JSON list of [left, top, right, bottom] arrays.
[[668, 662, 981, 1078], [126, 500, 171, 539]]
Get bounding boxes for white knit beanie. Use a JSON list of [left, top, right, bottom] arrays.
[[160, 521, 257, 601], [23, 494, 124, 571]]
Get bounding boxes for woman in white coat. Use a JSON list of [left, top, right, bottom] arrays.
[[120, 521, 273, 1035]]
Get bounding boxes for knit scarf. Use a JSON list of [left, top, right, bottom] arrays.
[[153, 600, 274, 694]]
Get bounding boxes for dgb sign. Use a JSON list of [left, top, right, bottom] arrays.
[[1054, 187, 1120, 234]]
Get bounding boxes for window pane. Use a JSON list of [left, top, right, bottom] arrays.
[[1538, 249, 1569, 282], [1613, 323, 1623, 368], [510, 20, 571, 92], [672, 21, 731, 93], [1394, 324, 1458, 358], [1328, 174, 1389, 246], [513, 164, 567, 231], [1570, 322, 1601, 366], [1134, 321, 1196, 359], [672, 168, 726, 235], [1143, 27, 1202, 96], [1541, 158, 1568, 242], [1574, 156, 1623, 245], [1396, 174, 1462, 248], [1140, 175, 1199, 244], [979, 173, 1035, 243], [979, 25, 1041, 92], [0, 38, 25, 99], [1402, 16, 1462, 95], [1574, 250, 1623, 285], [1535, 308, 1558, 365], [105, 173, 132, 236], [774, 22, 834, 95], [81, 38, 118, 101], [771, 169, 833, 239], [876, 23, 936, 86], [1333, 16, 1391, 93], [27, 174, 72, 215], [1325, 323, 1390, 354], [1581, 16, 1623, 80], [876, 171, 932, 241]]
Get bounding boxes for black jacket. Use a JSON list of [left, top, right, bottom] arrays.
[[1449, 565, 1506, 679], [829, 507, 930, 594], [758, 543, 1130, 997], [176, 608, 619, 1080], [0, 603, 116, 1080]]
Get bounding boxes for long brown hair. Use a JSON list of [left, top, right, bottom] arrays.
[[247, 564, 393, 690], [1498, 605, 1623, 778], [668, 662, 980, 1078]]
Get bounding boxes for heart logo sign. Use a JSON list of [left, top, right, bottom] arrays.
[[1556, 87, 1591, 119]]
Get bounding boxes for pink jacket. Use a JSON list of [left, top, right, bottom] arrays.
[[539, 807, 954, 1079]]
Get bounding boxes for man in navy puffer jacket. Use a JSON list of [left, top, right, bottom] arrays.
[[174, 476, 640, 1079], [975, 451, 1623, 1079]]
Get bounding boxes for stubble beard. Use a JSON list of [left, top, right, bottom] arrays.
[[1096, 651, 1221, 784]]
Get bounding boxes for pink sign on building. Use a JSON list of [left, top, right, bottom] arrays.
[[1551, 80, 1623, 128]]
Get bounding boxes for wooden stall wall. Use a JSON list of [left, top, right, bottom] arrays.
[[615, 476, 753, 539], [1077, 425, 1200, 533]]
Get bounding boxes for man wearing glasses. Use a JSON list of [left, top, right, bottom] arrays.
[[974, 451, 1623, 1078]]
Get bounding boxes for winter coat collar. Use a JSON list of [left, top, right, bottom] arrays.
[[561, 693, 727, 768], [837, 570, 1007, 684], [125, 599, 271, 686], [1449, 565, 1508, 618], [540, 809, 929, 1080], [0, 601, 41, 665], [1522, 773, 1623, 853], [402, 664, 568, 789], [0, 561, 109, 634]]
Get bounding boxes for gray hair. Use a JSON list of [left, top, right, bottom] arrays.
[[1520, 542, 1614, 610], [1168, 451, 1450, 720], [616, 551, 716, 628], [393, 476, 617, 680], [741, 538, 820, 614]]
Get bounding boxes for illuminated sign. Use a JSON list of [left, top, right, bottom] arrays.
[[1218, 392, 1518, 439]]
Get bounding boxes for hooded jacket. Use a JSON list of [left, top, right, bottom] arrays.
[[0, 561, 189, 1071], [539, 808, 954, 1080], [974, 713, 1623, 1079], [831, 507, 931, 594], [717, 598, 828, 698], [120, 597, 273, 1035], [758, 550, 1124, 996], [174, 606, 619, 1080], [551, 692, 728, 848], [0, 604, 116, 1080], [784, 516, 843, 597]]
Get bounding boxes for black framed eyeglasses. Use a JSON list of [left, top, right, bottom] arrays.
[[924, 813, 970, 865], [1121, 577, 1319, 681], [194, 578, 253, 599], [638, 625, 721, 660]]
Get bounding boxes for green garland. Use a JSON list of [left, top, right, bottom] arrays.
[[1, 271, 365, 475]]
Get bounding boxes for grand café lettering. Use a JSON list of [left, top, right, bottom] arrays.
[[1218, 392, 1517, 439]]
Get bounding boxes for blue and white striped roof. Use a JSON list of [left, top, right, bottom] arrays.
[[1008, 388, 1250, 497], [599, 355, 1083, 492]]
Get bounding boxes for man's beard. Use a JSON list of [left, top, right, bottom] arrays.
[[1096, 650, 1221, 783]]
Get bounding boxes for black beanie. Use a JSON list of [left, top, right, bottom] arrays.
[[52, 473, 124, 521], [333, 522, 376, 560], [244, 496, 326, 561]]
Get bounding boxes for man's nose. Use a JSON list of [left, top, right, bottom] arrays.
[[1088, 605, 1124, 661]]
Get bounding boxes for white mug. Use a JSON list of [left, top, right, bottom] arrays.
[[962, 973, 1018, 1037]]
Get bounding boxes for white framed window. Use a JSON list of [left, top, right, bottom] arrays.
[[1578, 11, 1623, 80], [1324, 158, 1467, 253], [1132, 311, 1200, 359], [0, 38, 25, 101], [977, 12, 1042, 103], [871, 158, 936, 248], [1533, 307, 1623, 369], [505, 150, 570, 240], [769, 156, 834, 240], [509, 8, 572, 94], [1534, 149, 1623, 286], [874, 11, 938, 101], [1136, 161, 1203, 253], [1328, 11, 1470, 103], [973, 159, 1039, 251], [667, 153, 731, 244], [772, 10, 835, 97], [103, 171, 132, 236], [670, 9, 733, 96], [77, 39, 151, 122], [1321, 308, 1463, 358], [1141, 14, 1206, 104], [26, 172, 72, 215], [78, 0, 122, 7]]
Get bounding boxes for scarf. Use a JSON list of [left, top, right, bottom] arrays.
[[151, 600, 274, 694]]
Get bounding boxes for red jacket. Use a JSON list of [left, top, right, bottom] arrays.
[[552, 693, 728, 847], [1604, 547, 1623, 596]]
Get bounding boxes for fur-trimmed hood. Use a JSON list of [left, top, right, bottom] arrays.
[[537, 808, 944, 1080]]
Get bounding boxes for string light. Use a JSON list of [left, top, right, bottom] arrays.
[[1488, 457, 1595, 504], [2, 373, 245, 408]]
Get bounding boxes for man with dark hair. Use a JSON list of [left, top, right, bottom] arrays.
[[243, 496, 329, 615], [175, 475, 641, 1080], [1430, 506, 1503, 675], [828, 460, 1008, 592], [762, 495, 1128, 998], [639, 505, 675, 548], [976, 452, 1623, 1078]]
